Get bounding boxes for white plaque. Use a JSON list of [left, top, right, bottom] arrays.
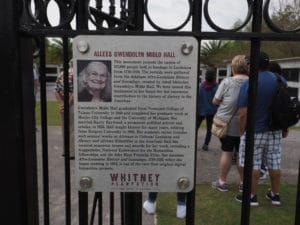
[[73, 35, 198, 192]]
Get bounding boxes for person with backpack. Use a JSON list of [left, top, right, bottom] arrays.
[[197, 67, 218, 151], [236, 52, 287, 206], [259, 61, 290, 180], [268, 61, 298, 134]]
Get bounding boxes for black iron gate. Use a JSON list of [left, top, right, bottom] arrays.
[[1, 0, 300, 225]]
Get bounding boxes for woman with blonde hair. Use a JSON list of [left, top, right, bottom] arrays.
[[211, 55, 249, 192]]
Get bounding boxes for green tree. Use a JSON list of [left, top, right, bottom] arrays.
[[46, 38, 73, 64], [200, 40, 251, 67], [32, 38, 50, 63], [200, 40, 231, 67], [270, 0, 300, 31], [201, 1, 300, 66], [262, 1, 300, 58]]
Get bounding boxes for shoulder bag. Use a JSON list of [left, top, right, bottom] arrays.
[[211, 108, 238, 139]]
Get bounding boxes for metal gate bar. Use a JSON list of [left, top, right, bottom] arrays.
[[240, 1, 263, 224], [62, 36, 72, 225], [6, 1, 300, 225], [110, 192, 115, 225], [79, 192, 89, 225], [296, 160, 300, 225], [39, 35, 50, 225], [20, 36, 40, 225], [90, 192, 103, 225], [186, 1, 203, 224]]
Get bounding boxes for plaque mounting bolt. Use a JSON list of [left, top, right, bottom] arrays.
[[177, 177, 190, 190], [181, 43, 193, 55], [77, 40, 89, 53], [80, 176, 93, 190]]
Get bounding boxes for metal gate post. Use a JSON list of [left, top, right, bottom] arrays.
[[20, 36, 40, 225], [0, 0, 38, 225], [128, 0, 144, 31], [124, 192, 142, 225], [76, 1, 89, 224], [79, 192, 89, 225], [123, 2, 144, 225], [240, 1, 263, 225], [186, 1, 203, 225]]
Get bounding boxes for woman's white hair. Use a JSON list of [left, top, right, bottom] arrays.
[[77, 61, 112, 101]]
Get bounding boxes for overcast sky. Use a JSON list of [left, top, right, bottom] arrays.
[[44, 0, 284, 31], [144, 0, 249, 31]]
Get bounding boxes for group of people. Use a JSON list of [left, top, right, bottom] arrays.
[[207, 53, 287, 206], [209, 53, 286, 206], [143, 52, 288, 218]]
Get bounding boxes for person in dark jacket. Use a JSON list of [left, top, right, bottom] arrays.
[[197, 67, 218, 151]]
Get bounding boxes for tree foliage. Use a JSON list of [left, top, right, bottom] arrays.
[[200, 40, 250, 67], [46, 38, 73, 64], [261, 1, 300, 58], [270, 0, 300, 31], [200, 1, 300, 67], [200, 40, 230, 67]]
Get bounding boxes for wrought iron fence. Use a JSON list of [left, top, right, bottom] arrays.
[[3, 0, 299, 225]]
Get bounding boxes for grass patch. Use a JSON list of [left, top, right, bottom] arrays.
[[156, 183, 297, 225], [290, 125, 300, 130], [35, 101, 61, 126]]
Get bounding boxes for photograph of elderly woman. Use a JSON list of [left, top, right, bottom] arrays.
[[77, 60, 112, 102]]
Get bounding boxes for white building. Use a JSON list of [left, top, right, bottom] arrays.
[[272, 57, 300, 99], [204, 57, 300, 99], [199, 65, 227, 84], [45, 64, 62, 82]]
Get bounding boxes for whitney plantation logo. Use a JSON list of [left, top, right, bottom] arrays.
[[110, 173, 160, 187]]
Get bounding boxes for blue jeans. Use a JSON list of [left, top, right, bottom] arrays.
[[148, 192, 186, 205]]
